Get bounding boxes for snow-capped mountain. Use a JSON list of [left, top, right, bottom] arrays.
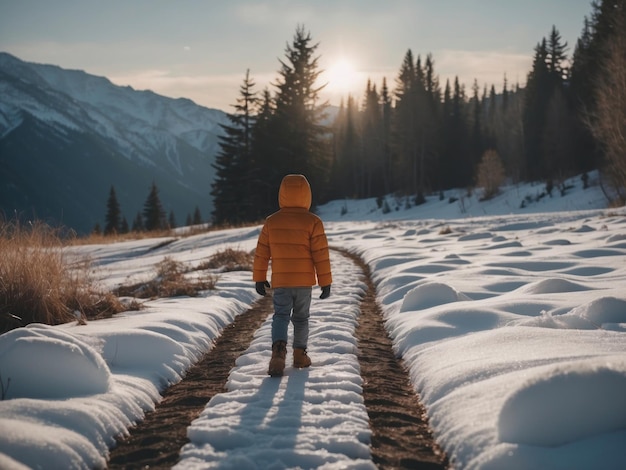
[[0, 52, 227, 233]]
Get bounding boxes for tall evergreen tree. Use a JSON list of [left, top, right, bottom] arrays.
[[380, 77, 393, 196], [469, 80, 485, 178], [132, 212, 144, 232], [104, 185, 121, 235], [250, 88, 278, 217], [450, 77, 470, 188], [523, 38, 551, 180], [413, 54, 440, 200], [392, 49, 418, 194], [142, 182, 166, 231], [193, 206, 203, 225], [439, 79, 454, 189], [119, 217, 129, 234], [331, 95, 360, 198], [270, 26, 330, 202], [547, 26, 569, 80], [544, 27, 571, 183], [168, 210, 176, 229], [571, 0, 626, 175], [587, 0, 626, 201], [361, 80, 383, 197], [211, 69, 257, 225]]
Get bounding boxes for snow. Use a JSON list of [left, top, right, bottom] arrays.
[[1, 173, 626, 469]]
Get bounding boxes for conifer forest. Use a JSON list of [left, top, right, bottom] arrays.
[[211, 1, 625, 225]]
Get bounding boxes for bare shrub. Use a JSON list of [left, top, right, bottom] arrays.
[[476, 149, 506, 200], [116, 256, 218, 299], [0, 220, 125, 333], [197, 248, 254, 272]]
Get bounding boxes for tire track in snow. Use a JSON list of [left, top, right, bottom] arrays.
[[107, 295, 273, 468], [335, 248, 449, 469]]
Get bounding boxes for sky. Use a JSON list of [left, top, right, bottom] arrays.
[[1, 171, 625, 469], [0, 0, 595, 111]]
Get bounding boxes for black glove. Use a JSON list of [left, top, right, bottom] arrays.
[[320, 285, 331, 299], [255, 281, 271, 296]]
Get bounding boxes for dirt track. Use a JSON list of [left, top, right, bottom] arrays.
[[107, 252, 448, 469]]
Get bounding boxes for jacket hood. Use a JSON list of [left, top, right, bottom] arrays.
[[278, 174, 312, 209]]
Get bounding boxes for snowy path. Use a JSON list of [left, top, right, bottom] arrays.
[[175, 254, 375, 469], [106, 250, 446, 469]]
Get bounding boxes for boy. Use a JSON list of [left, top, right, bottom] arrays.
[[253, 174, 332, 377]]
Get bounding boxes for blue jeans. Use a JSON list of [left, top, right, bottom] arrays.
[[272, 287, 312, 349]]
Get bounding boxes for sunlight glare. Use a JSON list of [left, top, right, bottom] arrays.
[[325, 58, 361, 95]]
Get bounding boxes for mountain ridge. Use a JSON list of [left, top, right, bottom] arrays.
[[0, 52, 228, 233]]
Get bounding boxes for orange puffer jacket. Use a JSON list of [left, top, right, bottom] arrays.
[[253, 174, 332, 288]]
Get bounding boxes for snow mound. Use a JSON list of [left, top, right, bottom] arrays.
[[520, 278, 590, 294], [0, 324, 110, 399], [458, 232, 493, 241], [0, 418, 106, 469], [606, 234, 626, 243], [497, 359, 626, 447], [568, 296, 626, 328], [97, 329, 191, 383], [400, 282, 469, 312], [516, 296, 626, 330]]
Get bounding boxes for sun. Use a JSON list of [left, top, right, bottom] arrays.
[[324, 58, 361, 95]]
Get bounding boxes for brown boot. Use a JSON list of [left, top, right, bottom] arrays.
[[293, 348, 312, 368], [268, 340, 287, 377]]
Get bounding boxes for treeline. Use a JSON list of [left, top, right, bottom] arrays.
[[212, 1, 625, 225], [96, 182, 203, 235]]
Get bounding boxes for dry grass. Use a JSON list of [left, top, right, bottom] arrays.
[[197, 248, 254, 272], [114, 248, 253, 299], [0, 220, 126, 334], [70, 228, 180, 246], [115, 256, 218, 299]]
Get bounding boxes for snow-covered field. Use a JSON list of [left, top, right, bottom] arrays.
[[1, 173, 625, 469]]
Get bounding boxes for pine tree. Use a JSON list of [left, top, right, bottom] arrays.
[[361, 80, 383, 198], [571, 0, 626, 176], [168, 210, 176, 229], [450, 77, 470, 188], [193, 206, 202, 225], [547, 26, 569, 81], [523, 38, 551, 181], [142, 182, 166, 231], [269, 26, 330, 203], [439, 79, 454, 189], [588, 0, 626, 202], [392, 49, 418, 194], [496, 77, 525, 181], [414, 54, 440, 202], [104, 185, 121, 235], [120, 217, 129, 234], [330, 95, 362, 198], [422, 54, 442, 194], [380, 77, 393, 196], [211, 70, 257, 225], [469, 80, 485, 177], [132, 212, 144, 232], [570, 15, 598, 173], [250, 88, 278, 217]]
